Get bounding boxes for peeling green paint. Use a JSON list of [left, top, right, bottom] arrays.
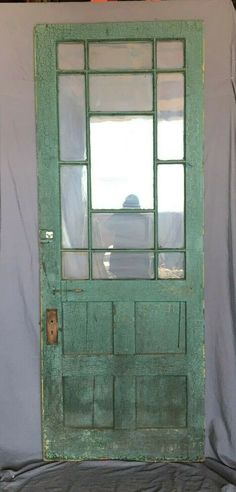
[[35, 20, 204, 462]]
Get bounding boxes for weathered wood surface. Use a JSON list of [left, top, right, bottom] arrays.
[[36, 20, 204, 461]]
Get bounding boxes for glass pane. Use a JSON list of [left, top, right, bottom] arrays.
[[90, 116, 153, 209], [158, 252, 185, 279], [59, 75, 86, 161], [157, 41, 184, 69], [61, 166, 88, 249], [62, 252, 89, 279], [93, 252, 154, 279], [92, 213, 154, 249], [58, 43, 84, 70], [89, 42, 152, 70], [157, 73, 184, 160], [89, 75, 152, 112], [158, 165, 184, 248]]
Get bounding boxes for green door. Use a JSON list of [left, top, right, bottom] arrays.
[[35, 21, 204, 461]]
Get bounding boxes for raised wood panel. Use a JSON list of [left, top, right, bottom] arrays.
[[63, 302, 87, 354], [87, 302, 113, 353], [135, 302, 186, 354], [63, 301, 185, 355], [63, 301, 113, 354], [136, 376, 187, 428], [63, 375, 187, 431], [64, 376, 114, 429], [64, 376, 94, 428], [94, 376, 114, 428]]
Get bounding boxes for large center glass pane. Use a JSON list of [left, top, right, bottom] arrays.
[[90, 116, 153, 209]]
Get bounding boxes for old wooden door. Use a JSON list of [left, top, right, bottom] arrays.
[[36, 21, 204, 461]]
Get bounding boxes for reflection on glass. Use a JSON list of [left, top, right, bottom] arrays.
[[92, 213, 154, 249], [62, 252, 89, 279], [158, 252, 185, 279], [59, 75, 86, 161], [61, 166, 88, 249], [158, 165, 184, 248], [89, 42, 152, 70], [93, 252, 154, 279], [157, 73, 184, 160], [157, 41, 184, 69], [90, 75, 152, 112], [90, 116, 153, 209], [58, 43, 84, 70]]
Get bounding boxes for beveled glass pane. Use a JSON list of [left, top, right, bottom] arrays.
[[59, 75, 86, 161], [93, 252, 154, 279], [157, 73, 184, 160], [158, 252, 185, 279], [92, 213, 154, 249], [62, 252, 89, 279], [90, 116, 153, 209], [61, 166, 88, 249], [58, 43, 84, 70], [158, 165, 184, 248], [89, 75, 152, 112], [157, 41, 184, 69], [89, 42, 152, 70]]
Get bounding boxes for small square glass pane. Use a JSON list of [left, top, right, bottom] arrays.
[[89, 75, 152, 112], [89, 42, 152, 70], [93, 252, 154, 279], [61, 166, 88, 249], [90, 116, 153, 209], [59, 75, 86, 161], [62, 252, 89, 279], [158, 165, 184, 248], [158, 252, 185, 279], [157, 41, 184, 69], [92, 213, 154, 249], [157, 73, 184, 160], [58, 43, 84, 70]]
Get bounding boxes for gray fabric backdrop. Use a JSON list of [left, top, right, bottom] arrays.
[[0, 0, 235, 479]]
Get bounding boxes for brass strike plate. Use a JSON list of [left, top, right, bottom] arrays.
[[46, 309, 58, 345]]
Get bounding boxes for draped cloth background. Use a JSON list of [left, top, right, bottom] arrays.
[[0, 0, 236, 489]]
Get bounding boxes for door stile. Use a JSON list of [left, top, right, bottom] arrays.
[[36, 30, 64, 458], [185, 27, 204, 457]]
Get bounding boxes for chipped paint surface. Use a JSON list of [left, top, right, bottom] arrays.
[[35, 20, 204, 461]]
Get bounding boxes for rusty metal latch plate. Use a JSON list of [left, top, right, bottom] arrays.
[[46, 309, 58, 345]]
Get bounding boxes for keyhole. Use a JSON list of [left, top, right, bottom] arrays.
[[50, 320, 54, 336]]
